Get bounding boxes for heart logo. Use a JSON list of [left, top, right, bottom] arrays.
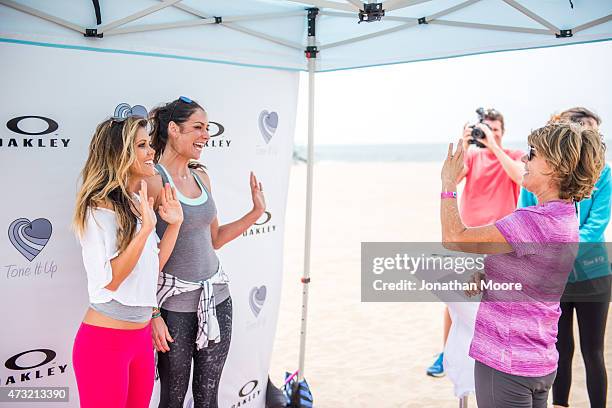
[[258, 110, 278, 144], [249, 285, 267, 317], [113, 103, 148, 120], [8, 218, 52, 261]]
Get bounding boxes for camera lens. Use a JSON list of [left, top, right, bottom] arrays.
[[471, 127, 484, 139]]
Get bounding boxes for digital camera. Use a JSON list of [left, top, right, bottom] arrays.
[[468, 107, 492, 148]]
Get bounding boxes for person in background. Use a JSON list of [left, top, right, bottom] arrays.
[[428, 108, 524, 377], [518, 107, 610, 408]]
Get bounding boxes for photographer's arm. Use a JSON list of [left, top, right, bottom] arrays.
[[477, 124, 523, 184], [489, 144, 524, 185]]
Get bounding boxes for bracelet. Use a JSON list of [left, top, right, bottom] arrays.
[[441, 191, 457, 199], [152, 311, 162, 319]]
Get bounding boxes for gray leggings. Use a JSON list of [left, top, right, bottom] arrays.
[[474, 360, 556, 408]]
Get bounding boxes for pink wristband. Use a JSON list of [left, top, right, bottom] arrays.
[[441, 191, 457, 199]]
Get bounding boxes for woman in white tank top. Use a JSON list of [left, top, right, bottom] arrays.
[[72, 107, 184, 408]]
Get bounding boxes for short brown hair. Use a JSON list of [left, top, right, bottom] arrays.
[[528, 122, 606, 201], [549, 107, 602, 127], [483, 108, 505, 133]]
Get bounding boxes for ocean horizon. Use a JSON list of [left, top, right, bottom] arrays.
[[294, 142, 612, 163]]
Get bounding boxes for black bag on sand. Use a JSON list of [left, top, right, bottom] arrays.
[[266, 376, 288, 408]]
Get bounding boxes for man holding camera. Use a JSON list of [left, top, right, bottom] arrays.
[[427, 108, 523, 377], [458, 108, 524, 227]]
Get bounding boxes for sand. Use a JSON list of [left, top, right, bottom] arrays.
[[268, 162, 612, 408]]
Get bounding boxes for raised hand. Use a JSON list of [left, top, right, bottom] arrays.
[[462, 123, 472, 151], [158, 183, 183, 225], [441, 140, 465, 188], [139, 180, 156, 233], [250, 171, 266, 216]]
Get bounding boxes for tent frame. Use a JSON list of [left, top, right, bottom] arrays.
[[2, 1, 609, 54], [2, 1, 612, 406]]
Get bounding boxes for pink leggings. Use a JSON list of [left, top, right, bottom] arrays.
[[72, 322, 154, 408]]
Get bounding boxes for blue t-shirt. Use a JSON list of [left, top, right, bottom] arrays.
[[517, 164, 611, 282]]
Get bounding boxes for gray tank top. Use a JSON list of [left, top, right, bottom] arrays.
[[90, 300, 151, 323], [155, 164, 230, 311]]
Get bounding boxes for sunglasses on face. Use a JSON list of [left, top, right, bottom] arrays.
[[527, 146, 536, 161], [169, 96, 194, 122]]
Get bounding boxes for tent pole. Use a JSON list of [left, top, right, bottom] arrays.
[[298, 8, 318, 386]]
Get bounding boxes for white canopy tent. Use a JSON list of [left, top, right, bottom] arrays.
[[1, 0, 611, 71], [1, 1, 611, 406]]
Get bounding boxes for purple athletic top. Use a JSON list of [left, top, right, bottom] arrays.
[[469, 200, 579, 377]]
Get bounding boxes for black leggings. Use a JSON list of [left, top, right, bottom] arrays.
[[553, 298, 609, 408], [157, 297, 233, 408]]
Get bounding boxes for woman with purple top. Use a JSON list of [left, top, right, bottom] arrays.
[[440, 122, 606, 407]]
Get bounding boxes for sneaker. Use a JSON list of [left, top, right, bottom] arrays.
[[426, 352, 445, 377]]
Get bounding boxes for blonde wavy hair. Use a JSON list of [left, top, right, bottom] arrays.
[[528, 122, 605, 201], [73, 116, 148, 252]]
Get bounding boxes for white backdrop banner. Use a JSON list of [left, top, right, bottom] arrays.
[[0, 41, 298, 408]]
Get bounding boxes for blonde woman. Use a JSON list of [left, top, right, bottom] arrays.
[[72, 108, 183, 408], [441, 122, 605, 408]]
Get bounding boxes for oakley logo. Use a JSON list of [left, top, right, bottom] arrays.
[[6, 116, 58, 135], [239, 380, 259, 397], [2, 348, 69, 385], [254, 211, 272, 226], [5, 349, 56, 371], [209, 121, 225, 138], [243, 211, 275, 237]]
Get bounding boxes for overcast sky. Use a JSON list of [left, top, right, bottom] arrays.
[[294, 40, 612, 146]]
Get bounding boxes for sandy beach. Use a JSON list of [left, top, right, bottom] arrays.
[[269, 161, 612, 408]]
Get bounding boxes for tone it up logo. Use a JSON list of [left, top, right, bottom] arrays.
[[249, 286, 266, 317], [206, 121, 232, 148], [243, 211, 276, 237], [8, 218, 52, 261], [231, 380, 262, 408], [255, 110, 279, 156], [258, 111, 278, 144], [1, 349, 69, 385], [2, 116, 69, 148]]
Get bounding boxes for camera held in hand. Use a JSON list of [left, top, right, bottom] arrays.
[[468, 107, 492, 148]]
